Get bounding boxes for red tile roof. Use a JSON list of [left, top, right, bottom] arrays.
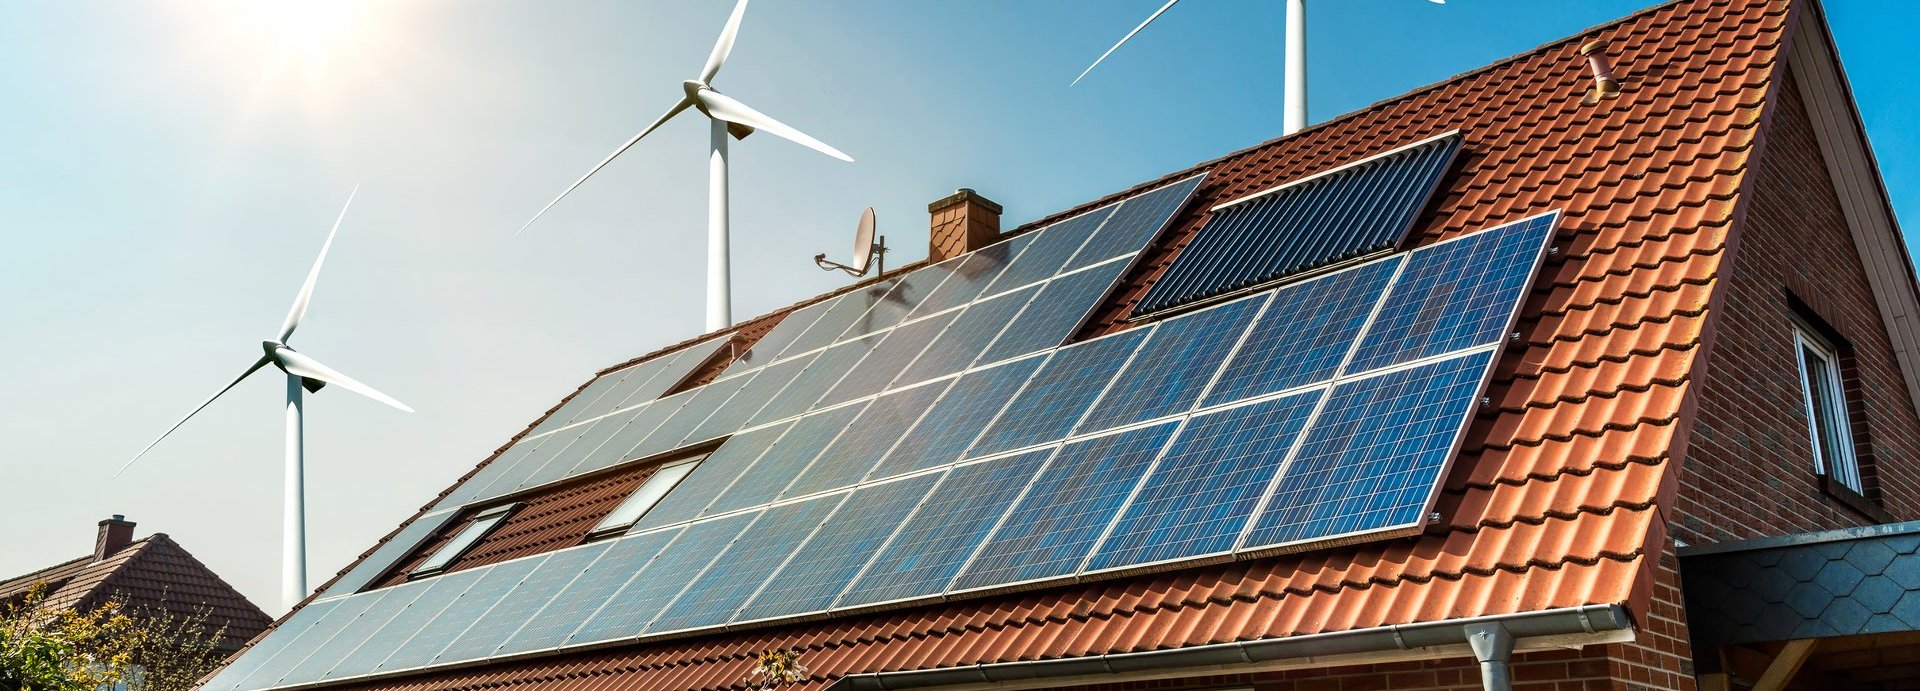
[[248, 0, 1804, 687], [2, 534, 273, 650]]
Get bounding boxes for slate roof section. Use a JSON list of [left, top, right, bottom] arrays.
[[239, 0, 1803, 687], [1682, 521, 1920, 646], [1, 534, 273, 651]]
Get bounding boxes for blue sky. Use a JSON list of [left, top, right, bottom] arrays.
[[0, 0, 1913, 612]]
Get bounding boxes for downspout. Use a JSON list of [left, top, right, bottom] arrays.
[[1465, 623, 1515, 691]]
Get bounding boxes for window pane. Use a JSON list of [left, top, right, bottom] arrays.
[[592, 458, 704, 535], [414, 508, 512, 574], [1798, 334, 1861, 493]]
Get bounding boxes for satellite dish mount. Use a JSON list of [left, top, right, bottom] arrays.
[[816, 206, 886, 277]]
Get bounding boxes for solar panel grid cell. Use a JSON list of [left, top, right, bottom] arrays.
[[817, 311, 958, 407], [836, 448, 1055, 609], [1201, 258, 1403, 407], [568, 514, 753, 645], [1074, 292, 1267, 435], [979, 208, 1111, 297], [1084, 390, 1323, 572], [952, 422, 1178, 591], [630, 421, 793, 533], [432, 544, 608, 665], [976, 258, 1133, 364], [1344, 214, 1554, 373], [790, 281, 899, 355], [790, 379, 953, 496], [840, 265, 952, 341], [893, 284, 1037, 384], [967, 328, 1150, 458], [282, 585, 421, 684], [209, 599, 339, 691], [1065, 174, 1204, 270], [903, 249, 1014, 321], [737, 474, 942, 623], [515, 415, 629, 490], [866, 355, 1046, 479], [708, 403, 866, 513], [494, 527, 680, 656], [328, 575, 472, 678], [746, 333, 881, 427], [721, 299, 831, 377], [649, 498, 842, 633], [370, 557, 543, 673]]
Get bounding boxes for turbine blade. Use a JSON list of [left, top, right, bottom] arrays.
[[117, 355, 274, 477], [693, 89, 852, 162], [700, 0, 749, 84], [1072, 0, 1181, 86], [519, 98, 695, 235], [272, 348, 414, 413], [280, 187, 357, 342]]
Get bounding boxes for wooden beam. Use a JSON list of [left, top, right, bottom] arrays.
[[1697, 672, 1731, 691], [1753, 639, 1819, 691]]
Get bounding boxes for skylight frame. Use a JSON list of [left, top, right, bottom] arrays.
[[410, 503, 518, 578], [589, 455, 708, 539]]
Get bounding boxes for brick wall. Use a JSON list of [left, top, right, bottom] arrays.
[[1678, 69, 1920, 547]]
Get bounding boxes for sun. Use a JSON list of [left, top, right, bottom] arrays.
[[175, 0, 413, 118]]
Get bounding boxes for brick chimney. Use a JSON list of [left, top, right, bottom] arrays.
[[95, 515, 135, 562], [927, 188, 1003, 262]]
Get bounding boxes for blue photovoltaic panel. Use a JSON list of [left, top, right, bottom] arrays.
[[242, 594, 379, 689], [630, 421, 792, 532], [203, 600, 339, 691], [818, 311, 957, 407], [432, 544, 608, 664], [837, 448, 1054, 608], [903, 251, 1009, 321], [613, 387, 723, 465], [550, 352, 684, 428], [1065, 174, 1205, 270], [1345, 214, 1554, 373], [638, 372, 758, 451], [525, 366, 642, 436], [1135, 134, 1461, 317], [980, 208, 1111, 296], [738, 474, 941, 622], [326, 574, 474, 679], [530, 405, 665, 485], [747, 333, 881, 427], [682, 366, 793, 446], [495, 528, 680, 656], [567, 515, 749, 645], [784, 280, 898, 355], [787, 380, 953, 496], [579, 397, 686, 471], [952, 422, 1178, 590], [1246, 350, 1493, 548], [282, 586, 420, 684], [1084, 390, 1322, 571], [842, 266, 950, 341], [514, 415, 631, 490], [866, 355, 1045, 478], [720, 299, 830, 377], [707, 403, 865, 513], [1201, 258, 1403, 406], [321, 508, 458, 596], [1074, 293, 1267, 435], [894, 284, 1037, 385], [968, 328, 1150, 458], [976, 259, 1131, 365], [649, 498, 842, 633], [357, 557, 543, 673], [834, 278, 911, 343]]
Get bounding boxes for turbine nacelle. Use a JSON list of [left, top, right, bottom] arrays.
[[684, 80, 757, 140], [263, 341, 328, 394]]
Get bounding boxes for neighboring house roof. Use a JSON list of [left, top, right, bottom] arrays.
[[208, 0, 1916, 688], [1, 529, 273, 651]]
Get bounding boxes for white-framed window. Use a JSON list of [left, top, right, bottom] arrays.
[[412, 503, 516, 576], [589, 455, 706, 538], [1793, 325, 1862, 494]]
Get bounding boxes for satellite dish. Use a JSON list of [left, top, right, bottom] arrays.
[[816, 207, 887, 278]]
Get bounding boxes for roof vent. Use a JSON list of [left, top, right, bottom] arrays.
[[1579, 40, 1622, 103]]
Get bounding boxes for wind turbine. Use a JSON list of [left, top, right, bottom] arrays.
[[119, 188, 413, 610], [1074, 0, 1444, 135], [520, 0, 853, 332]]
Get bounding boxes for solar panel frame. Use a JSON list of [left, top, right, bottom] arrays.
[[565, 513, 754, 646], [1063, 173, 1206, 270], [974, 257, 1134, 365], [492, 528, 680, 656], [647, 495, 844, 634], [1072, 291, 1268, 436], [966, 327, 1151, 459], [629, 421, 794, 532], [429, 543, 610, 665], [865, 352, 1047, 479]]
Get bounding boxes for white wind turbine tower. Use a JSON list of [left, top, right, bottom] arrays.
[[521, 0, 853, 332], [1074, 0, 1445, 135], [119, 188, 413, 610]]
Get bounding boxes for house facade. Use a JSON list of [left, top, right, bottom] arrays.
[[199, 0, 1920, 689]]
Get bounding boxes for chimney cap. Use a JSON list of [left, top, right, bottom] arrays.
[[928, 188, 1002, 214]]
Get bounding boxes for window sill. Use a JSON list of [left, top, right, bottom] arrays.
[[1821, 475, 1896, 523]]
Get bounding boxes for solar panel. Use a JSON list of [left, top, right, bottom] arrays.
[[649, 497, 843, 633], [632, 372, 759, 451], [281, 586, 419, 684], [903, 251, 1010, 321], [630, 421, 793, 533], [353, 557, 541, 674], [836, 448, 1054, 609], [705, 403, 865, 514], [527, 335, 735, 436], [718, 299, 831, 378], [524, 365, 644, 436], [866, 354, 1046, 479], [681, 366, 794, 447], [321, 508, 459, 596], [1201, 258, 1403, 407], [1083, 390, 1322, 572], [201, 600, 338, 691], [786, 379, 954, 496], [328, 572, 477, 678], [579, 397, 687, 470], [1244, 349, 1494, 549], [1065, 174, 1205, 270], [817, 310, 958, 407], [967, 328, 1150, 458], [1135, 133, 1461, 317], [951, 422, 1178, 591], [840, 265, 952, 341], [893, 284, 1037, 385], [737, 474, 941, 623], [1073, 292, 1266, 435], [243, 590, 386, 688], [978, 208, 1111, 297], [781, 281, 898, 357], [493, 527, 679, 656], [513, 415, 631, 490], [975, 258, 1132, 364], [432, 544, 610, 665], [746, 333, 882, 427], [567, 514, 751, 645], [1344, 213, 1555, 373]]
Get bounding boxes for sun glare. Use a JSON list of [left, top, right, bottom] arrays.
[[181, 0, 411, 119]]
